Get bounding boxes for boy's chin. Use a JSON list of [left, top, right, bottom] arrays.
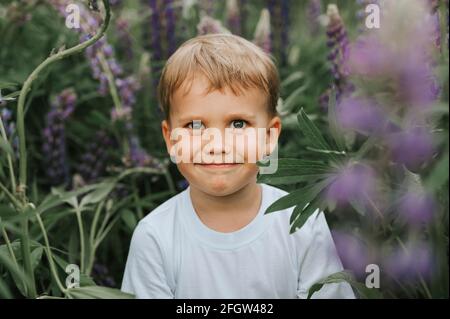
[[191, 178, 251, 197]]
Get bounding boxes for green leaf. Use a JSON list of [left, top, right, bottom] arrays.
[[36, 183, 101, 215], [79, 179, 117, 208], [0, 82, 19, 90], [281, 84, 308, 113], [327, 88, 346, 152], [65, 286, 135, 299], [281, 71, 304, 87], [257, 158, 331, 185], [121, 209, 138, 231], [307, 270, 383, 299], [0, 276, 13, 299], [0, 244, 32, 296], [289, 197, 322, 234], [265, 179, 330, 214], [425, 149, 449, 192], [297, 108, 333, 152]]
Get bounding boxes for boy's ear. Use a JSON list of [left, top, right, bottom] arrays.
[[265, 116, 282, 156], [161, 120, 173, 155]]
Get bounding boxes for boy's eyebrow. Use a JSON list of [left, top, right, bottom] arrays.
[[177, 112, 257, 123], [224, 112, 257, 120]]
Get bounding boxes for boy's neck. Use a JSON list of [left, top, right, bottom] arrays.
[[189, 182, 262, 233]]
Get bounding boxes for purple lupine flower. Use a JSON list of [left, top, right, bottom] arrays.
[[346, 35, 390, 77], [336, 96, 387, 135], [42, 89, 77, 187], [427, 0, 442, 48], [115, 76, 141, 109], [320, 4, 354, 109], [49, 0, 168, 172], [126, 135, 165, 169], [387, 127, 435, 172], [383, 241, 434, 282], [307, 0, 322, 36], [267, 0, 277, 55], [396, 53, 441, 108], [253, 9, 272, 54], [149, 0, 163, 62], [50, 0, 125, 98], [226, 0, 241, 35], [280, 0, 290, 66], [325, 162, 378, 208], [396, 190, 436, 226], [331, 230, 372, 279], [197, 15, 231, 35], [76, 130, 115, 183], [347, 41, 440, 110], [165, 0, 177, 57]]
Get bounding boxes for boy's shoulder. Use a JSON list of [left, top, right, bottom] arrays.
[[138, 189, 185, 229]]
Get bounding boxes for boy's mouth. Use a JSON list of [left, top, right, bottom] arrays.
[[195, 163, 242, 169]]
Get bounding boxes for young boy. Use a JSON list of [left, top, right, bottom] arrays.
[[121, 34, 355, 299]]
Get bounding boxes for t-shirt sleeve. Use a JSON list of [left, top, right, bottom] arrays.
[[296, 210, 356, 299], [121, 221, 174, 299]]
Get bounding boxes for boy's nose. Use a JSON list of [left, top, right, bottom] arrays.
[[205, 131, 231, 155]]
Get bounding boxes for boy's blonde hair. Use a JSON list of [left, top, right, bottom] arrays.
[[157, 34, 280, 120]]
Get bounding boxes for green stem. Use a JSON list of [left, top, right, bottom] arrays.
[[86, 201, 105, 275], [12, 0, 111, 298], [97, 52, 123, 112], [35, 214, 66, 295], [97, 51, 130, 156], [0, 117, 16, 193], [74, 205, 85, 274]]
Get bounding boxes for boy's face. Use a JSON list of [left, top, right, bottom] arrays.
[[161, 75, 281, 196]]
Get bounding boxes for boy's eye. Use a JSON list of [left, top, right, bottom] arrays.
[[186, 120, 205, 130], [230, 120, 247, 129]]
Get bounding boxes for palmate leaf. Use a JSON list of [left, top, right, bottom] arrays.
[[265, 178, 331, 214], [297, 108, 345, 164], [297, 108, 334, 152], [307, 270, 383, 299]]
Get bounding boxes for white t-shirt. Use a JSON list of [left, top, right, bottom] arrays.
[[121, 183, 355, 299]]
